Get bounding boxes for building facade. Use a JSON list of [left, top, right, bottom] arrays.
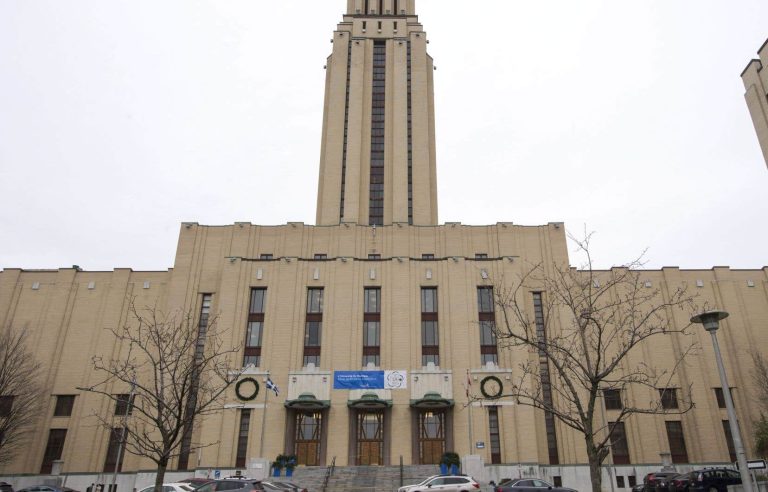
[[1, 0, 767, 481], [743, 38, 768, 169]]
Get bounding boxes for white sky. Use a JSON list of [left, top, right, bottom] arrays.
[[1, 0, 766, 271]]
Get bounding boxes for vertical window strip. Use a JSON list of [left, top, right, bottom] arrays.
[[488, 407, 501, 464], [609, 421, 631, 464], [304, 288, 324, 366], [178, 293, 212, 470], [340, 39, 352, 221], [407, 41, 413, 224], [236, 409, 252, 468], [722, 420, 737, 463], [41, 429, 67, 474], [244, 288, 267, 367], [362, 288, 381, 366], [532, 292, 560, 464], [420, 287, 439, 366], [369, 41, 386, 226], [102, 427, 125, 473], [477, 287, 498, 365], [665, 421, 689, 463]]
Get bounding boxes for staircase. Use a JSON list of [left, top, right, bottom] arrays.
[[286, 464, 440, 492]]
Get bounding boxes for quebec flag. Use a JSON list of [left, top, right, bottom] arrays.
[[266, 378, 280, 396]]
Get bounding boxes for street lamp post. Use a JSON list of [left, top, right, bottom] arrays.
[[690, 310, 753, 492]]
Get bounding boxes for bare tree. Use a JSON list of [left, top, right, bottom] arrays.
[[751, 351, 768, 458], [480, 234, 697, 492], [78, 300, 242, 491], [0, 328, 42, 465]]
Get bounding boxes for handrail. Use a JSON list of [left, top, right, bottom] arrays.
[[321, 456, 336, 492]]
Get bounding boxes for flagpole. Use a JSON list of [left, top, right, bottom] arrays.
[[259, 372, 269, 458]]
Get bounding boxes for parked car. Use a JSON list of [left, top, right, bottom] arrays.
[[264, 483, 306, 492], [643, 472, 681, 492], [687, 468, 741, 492], [398, 474, 481, 492], [668, 474, 691, 492], [194, 480, 270, 492], [137, 484, 195, 492], [0, 482, 14, 492], [177, 480, 213, 489], [494, 478, 577, 492], [17, 487, 80, 492]]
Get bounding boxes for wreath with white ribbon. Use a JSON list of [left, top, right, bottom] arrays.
[[235, 377, 260, 401], [480, 375, 503, 399]]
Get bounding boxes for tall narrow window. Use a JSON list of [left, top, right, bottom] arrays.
[[714, 387, 734, 409], [722, 420, 737, 463], [362, 288, 381, 367], [0, 396, 13, 417], [665, 421, 689, 463], [40, 429, 67, 473], [244, 288, 267, 367], [304, 288, 324, 366], [533, 292, 559, 464], [477, 287, 498, 365], [609, 422, 631, 464], [53, 395, 76, 417], [369, 40, 386, 226], [407, 39, 413, 223], [378, 0, 383, 15], [421, 288, 439, 366], [236, 409, 252, 468], [488, 407, 501, 464], [604, 389, 623, 410], [178, 293, 212, 470], [103, 427, 125, 472], [340, 37, 353, 220]]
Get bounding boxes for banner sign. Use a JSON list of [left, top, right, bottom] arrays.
[[333, 370, 407, 390]]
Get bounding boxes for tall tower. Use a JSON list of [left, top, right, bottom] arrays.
[[316, 0, 438, 226], [742, 39, 768, 169]]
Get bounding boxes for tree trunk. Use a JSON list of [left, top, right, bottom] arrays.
[[586, 437, 603, 492], [154, 458, 168, 492]]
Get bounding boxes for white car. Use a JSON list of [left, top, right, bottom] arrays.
[[138, 484, 195, 492], [398, 475, 480, 492]]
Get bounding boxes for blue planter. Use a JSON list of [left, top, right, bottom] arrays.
[[273, 468, 281, 477], [286, 468, 294, 477], [439, 463, 448, 474], [450, 464, 459, 475]]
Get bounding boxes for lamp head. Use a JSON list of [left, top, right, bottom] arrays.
[[690, 310, 729, 332]]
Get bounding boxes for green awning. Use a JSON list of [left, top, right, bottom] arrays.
[[284, 393, 331, 410], [409, 391, 454, 409], [347, 392, 392, 409]]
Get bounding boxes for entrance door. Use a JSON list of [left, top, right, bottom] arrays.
[[295, 412, 323, 466], [356, 411, 384, 465], [417, 410, 445, 464]]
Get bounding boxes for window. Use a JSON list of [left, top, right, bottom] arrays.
[[103, 427, 125, 472], [244, 288, 267, 367], [609, 421, 631, 464], [553, 478, 563, 488], [260, 254, 273, 260], [369, 40, 386, 226], [236, 409, 252, 468], [659, 388, 679, 409], [314, 254, 328, 260], [714, 388, 734, 409], [114, 394, 135, 416], [53, 395, 76, 417], [616, 477, 626, 488], [0, 396, 14, 417], [665, 421, 689, 463], [304, 288, 324, 366], [368, 254, 381, 260], [362, 288, 381, 367], [422, 254, 435, 260], [604, 389, 623, 410], [477, 287, 498, 365], [40, 429, 67, 473], [488, 407, 501, 464], [533, 292, 559, 465], [475, 253, 489, 259], [628, 477, 637, 488], [420, 288, 439, 366], [722, 420, 737, 463]]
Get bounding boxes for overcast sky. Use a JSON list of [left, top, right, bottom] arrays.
[[1, 0, 766, 271]]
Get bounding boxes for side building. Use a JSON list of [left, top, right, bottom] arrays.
[[742, 38, 768, 169]]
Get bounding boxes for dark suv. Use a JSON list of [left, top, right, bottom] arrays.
[[687, 468, 741, 492], [644, 472, 681, 492]]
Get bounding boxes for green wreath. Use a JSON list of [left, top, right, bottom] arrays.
[[480, 375, 503, 399], [235, 377, 260, 401]]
